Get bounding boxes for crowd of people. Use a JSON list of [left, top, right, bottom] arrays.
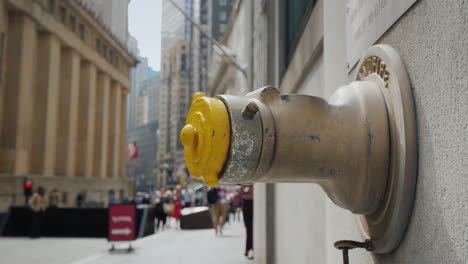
[[24, 182, 254, 259], [28, 186, 61, 238]]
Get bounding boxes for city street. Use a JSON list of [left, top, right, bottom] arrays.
[[0, 220, 253, 264]]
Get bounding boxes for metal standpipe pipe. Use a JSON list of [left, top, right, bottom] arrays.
[[182, 81, 389, 215], [180, 44, 417, 253]]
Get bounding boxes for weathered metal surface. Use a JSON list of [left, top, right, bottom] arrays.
[[247, 83, 390, 215], [216, 95, 263, 185], [334, 240, 374, 264], [191, 45, 416, 254]]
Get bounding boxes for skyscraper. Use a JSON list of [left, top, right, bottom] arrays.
[[189, 0, 234, 95], [161, 0, 186, 50], [158, 40, 190, 188]]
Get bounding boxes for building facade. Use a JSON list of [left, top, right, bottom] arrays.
[[161, 0, 186, 50], [191, 0, 234, 95], [158, 40, 191, 188], [78, 0, 130, 45], [208, 0, 467, 263], [0, 0, 137, 210], [128, 74, 160, 193]]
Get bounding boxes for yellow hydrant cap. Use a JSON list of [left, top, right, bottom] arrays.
[[180, 92, 230, 187]]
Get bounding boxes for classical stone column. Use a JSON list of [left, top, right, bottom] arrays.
[[55, 48, 80, 176], [120, 91, 128, 178], [66, 54, 81, 176], [79, 62, 97, 177], [0, 14, 37, 174], [94, 72, 110, 178], [107, 82, 116, 178], [108, 82, 122, 178], [0, 0, 8, 168], [33, 33, 61, 175]]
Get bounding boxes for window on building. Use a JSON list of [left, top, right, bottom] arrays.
[[96, 38, 101, 52], [219, 11, 227, 21], [48, 0, 55, 13], [79, 24, 85, 39], [220, 0, 228, 6], [59, 6, 66, 23], [286, 0, 316, 61], [0, 33, 4, 86], [103, 44, 107, 58], [69, 15, 76, 32], [219, 24, 226, 33], [109, 50, 114, 64]]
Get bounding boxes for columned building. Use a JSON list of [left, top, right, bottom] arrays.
[[0, 0, 137, 211]]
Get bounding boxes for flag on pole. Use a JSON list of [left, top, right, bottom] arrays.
[[128, 142, 138, 159]]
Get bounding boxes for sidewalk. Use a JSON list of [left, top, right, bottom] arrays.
[[0, 220, 253, 264]]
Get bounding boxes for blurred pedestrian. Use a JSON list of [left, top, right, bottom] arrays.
[[142, 193, 150, 204], [171, 185, 183, 229], [76, 192, 85, 208], [181, 183, 195, 208], [48, 188, 61, 208], [238, 185, 254, 259], [155, 188, 169, 232], [109, 190, 118, 205], [209, 185, 228, 235], [29, 186, 48, 238]]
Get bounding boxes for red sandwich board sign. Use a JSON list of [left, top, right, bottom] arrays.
[[108, 204, 136, 241]]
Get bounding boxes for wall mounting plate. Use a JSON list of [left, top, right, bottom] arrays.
[[355, 44, 418, 253]]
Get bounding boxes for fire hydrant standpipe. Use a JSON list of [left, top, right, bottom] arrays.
[[181, 45, 417, 254]]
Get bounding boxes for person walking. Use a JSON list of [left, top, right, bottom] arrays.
[[238, 185, 254, 259], [155, 188, 169, 232], [209, 185, 228, 235], [29, 186, 48, 238], [171, 185, 183, 229], [48, 188, 61, 208], [181, 183, 195, 208]]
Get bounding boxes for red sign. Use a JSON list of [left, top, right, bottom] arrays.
[[108, 204, 136, 241]]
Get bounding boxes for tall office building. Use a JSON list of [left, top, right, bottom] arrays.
[[190, 0, 234, 95], [128, 74, 160, 192], [0, 0, 137, 210], [158, 40, 190, 188], [161, 0, 186, 50], [127, 35, 158, 130]]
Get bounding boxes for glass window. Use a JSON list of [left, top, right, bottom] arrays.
[[69, 16, 76, 32], [48, 0, 55, 13], [0, 33, 4, 85], [96, 38, 101, 52], [219, 11, 227, 21], [220, 0, 228, 6], [286, 0, 316, 60], [59, 6, 66, 23], [219, 24, 226, 33], [79, 24, 85, 39], [103, 44, 107, 58], [109, 50, 114, 64]]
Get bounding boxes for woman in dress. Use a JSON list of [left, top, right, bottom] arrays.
[[171, 185, 183, 229]]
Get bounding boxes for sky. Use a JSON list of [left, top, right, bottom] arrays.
[[128, 0, 162, 71]]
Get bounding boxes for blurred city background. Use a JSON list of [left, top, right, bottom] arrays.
[[0, 0, 466, 264]]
